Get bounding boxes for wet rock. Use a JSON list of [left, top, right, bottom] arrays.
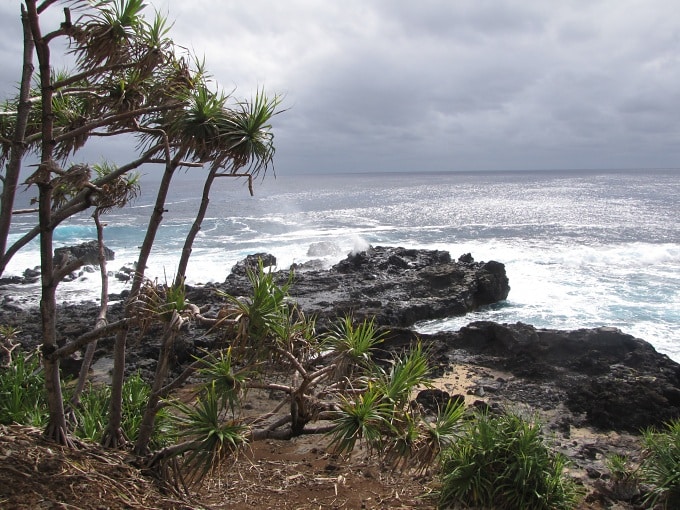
[[54, 240, 115, 267], [415, 388, 462, 414]]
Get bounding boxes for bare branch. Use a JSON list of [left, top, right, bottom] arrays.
[[275, 347, 308, 378], [48, 318, 130, 361], [52, 257, 84, 285], [52, 62, 138, 90], [148, 159, 205, 168], [215, 172, 254, 196], [246, 380, 293, 394], [23, 102, 180, 145]]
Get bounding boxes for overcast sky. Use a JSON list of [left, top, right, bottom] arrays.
[[2, 0, 680, 175]]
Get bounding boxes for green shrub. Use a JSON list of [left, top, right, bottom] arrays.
[[322, 315, 386, 379], [73, 372, 175, 448], [437, 411, 581, 510], [641, 419, 680, 508], [75, 383, 110, 441], [0, 350, 47, 426], [0, 350, 173, 448], [170, 381, 249, 486], [218, 260, 292, 352]]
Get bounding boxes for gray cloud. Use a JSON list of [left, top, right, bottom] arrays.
[[2, 0, 679, 174]]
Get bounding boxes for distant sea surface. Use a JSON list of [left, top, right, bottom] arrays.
[[4, 169, 680, 361]]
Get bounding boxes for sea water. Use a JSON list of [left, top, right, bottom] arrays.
[[3, 169, 679, 361]]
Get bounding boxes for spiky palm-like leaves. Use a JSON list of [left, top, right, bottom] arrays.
[[70, 0, 149, 69], [3, 4, 188, 167], [152, 85, 281, 175], [267, 304, 317, 361], [376, 342, 431, 409], [0, 99, 16, 167], [90, 161, 141, 213], [0, 349, 46, 427], [641, 419, 680, 508], [214, 89, 281, 174], [170, 381, 248, 487], [159, 85, 228, 163], [438, 411, 581, 510], [323, 315, 386, 380], [327, 342, 459, 471], [328, 383, 392, 455], [216, 260, 293, 357], [196, 348, 251, 417]]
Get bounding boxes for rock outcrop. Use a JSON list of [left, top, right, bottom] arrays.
[[386, 321, 680, 433], [3, 248, 679, 436], [54, 240, 115, 267], [220, 246, 510, 329]]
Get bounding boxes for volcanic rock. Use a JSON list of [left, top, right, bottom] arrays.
[[220, 246, 510, 329], [54, 240, 115, 267], [409, 321, 680, 433]]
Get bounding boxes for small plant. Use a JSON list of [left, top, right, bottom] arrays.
[[196, 347, 251, 417], [0, 324, 20, 367], [604, 453, 640, 502], [437, 411, 582, 510], [322, 315, 386, 379], [268, 304, 317, 361], [216, 260, 293, 357], [328, 382, 391, 455], [0, 349, 47, 426], [641, 419, 680, 508], [72, 373, 173, 448], [327, 342, 463, 472], [376, 342, 431, 408], [606, 453, 640, 484], [136, 277, 188, 326], [75, 383, 110, 441], [120, 371, 174, 448], [167, 381, 249, 487]]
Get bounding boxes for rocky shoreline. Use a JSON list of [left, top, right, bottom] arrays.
[[2, 246, 679, 507], [2, 245, 679, 433]]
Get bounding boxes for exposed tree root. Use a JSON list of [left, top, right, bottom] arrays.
[[43, 422, 75, 448], [101, 427, 128, 449]]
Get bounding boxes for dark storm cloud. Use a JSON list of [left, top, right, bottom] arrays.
[[2, 1, 679, 173]]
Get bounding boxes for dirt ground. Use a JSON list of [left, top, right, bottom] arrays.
[[0, 423, 436, 509], [0, 364, 638, 509]]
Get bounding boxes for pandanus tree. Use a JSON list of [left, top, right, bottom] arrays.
[[173, 89, 282, 288], [0, 0, 281, 446], [102, 72, 282, 450]]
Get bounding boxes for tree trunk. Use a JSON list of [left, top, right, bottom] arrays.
[[0, 5, 34, 277], [68, 210, 108, 416], [134, 310, 181, 455], [174, 167, 217, 287], [25, 0, 72, 445], [103, 155, 181, 448]]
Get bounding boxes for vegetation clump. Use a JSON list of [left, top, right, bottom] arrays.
[[641, 419, 680, 508], [437, 411, 582, 510]]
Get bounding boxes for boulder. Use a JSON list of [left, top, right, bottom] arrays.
[[228, 253, 277, 277], [54, 240, 114, 267]]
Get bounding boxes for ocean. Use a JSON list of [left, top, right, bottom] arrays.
[[3, 169, 680, 361]]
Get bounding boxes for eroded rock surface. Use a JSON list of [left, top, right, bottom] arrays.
[[218, 246, 510, 329], [387, 321, 680, 433]]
